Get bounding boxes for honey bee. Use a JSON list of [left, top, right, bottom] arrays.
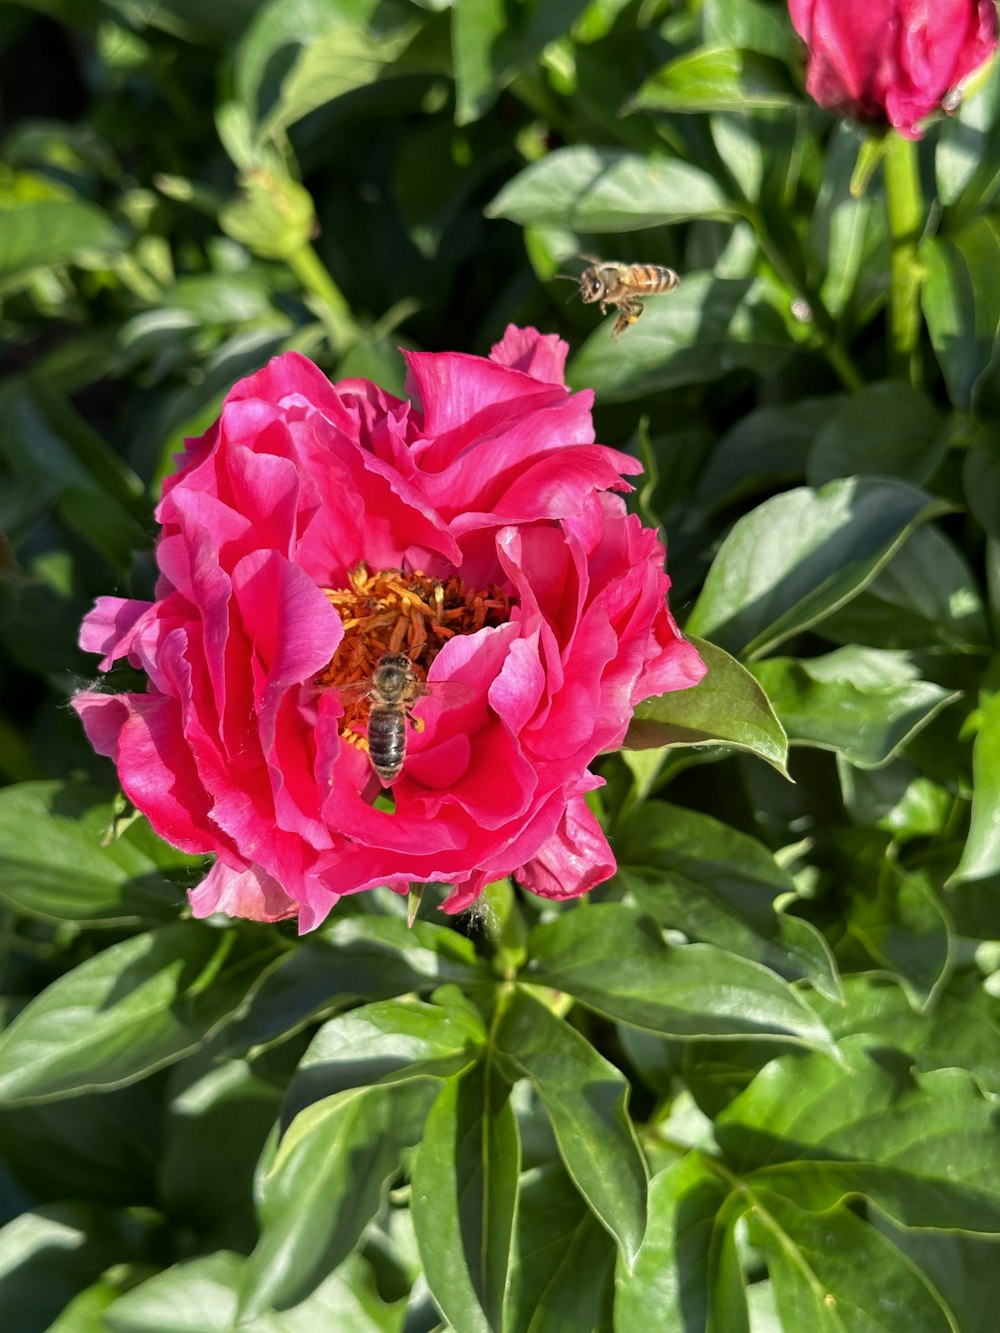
[[352, 651, 430, 785], [563, 256, 681, 338]]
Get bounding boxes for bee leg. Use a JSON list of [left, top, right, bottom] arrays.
[[612, 297, 644, 339], [406, 712, 425, 734]]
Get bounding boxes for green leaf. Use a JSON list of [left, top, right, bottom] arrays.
[[103, 1252, 243, 1333], [0, 924, 278, 1104], [526, 904, 834, 1049], [614, 802, 840, 996], [239, 1080, 433, 1318], [268, 23, 427, 139], [567, 273, 791, 403], [159, 1060, 284, 1250], [964, 429, 1000, 541], [717, 1036, 1000, 1232], [750, 648, 961, 769], [486, 148, 734, 231], [807, 974, 1000, 1096], [950, 688, 1000, 884], [627, 636, 789, 776], [922, 219, 1000, 411], [749, 1193, 957, 1332], [411, 1062, 520, 1333], [508, 1163, 616, 1333], [844, 870, 954, 1010], [0, 198, 125, 288], [631, 46, 795, 113], [694, 397, 835, 512], [452, 0, 506, 124], [686, 478, 951, 659], [284, 987, 486, 1121], [703, 0, 793, 57], [816, 524, 991, 651], [614, 1155, 729, 1333], [495, 988, 647, 1269], [806, 383, 945, 487], [219, 916, 490, 1056], [0, 1204, 129, 1333], [0, 781, 190, 926]]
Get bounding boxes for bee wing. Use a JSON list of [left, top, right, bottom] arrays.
[[336, 679, 372, 706]]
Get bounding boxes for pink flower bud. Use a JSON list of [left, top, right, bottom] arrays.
[[789, 0, 998, 139]]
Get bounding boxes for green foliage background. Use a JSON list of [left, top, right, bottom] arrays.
[[3, 0, 1000, 1328]]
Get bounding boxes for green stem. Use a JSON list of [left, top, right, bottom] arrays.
[[883, 133, 924, 384], [287, 242, 360, 356], [749, 212, 865, 393]]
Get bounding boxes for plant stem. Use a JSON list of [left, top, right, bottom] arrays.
[[749, 212, 865, 393], [883, 132, 924, 384], [288, 243, 360, 356]]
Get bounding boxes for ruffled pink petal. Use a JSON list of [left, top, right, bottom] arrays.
[[489, 324, 569, 384], [189, 859, 299, 922], [516, 795, 616, 900]]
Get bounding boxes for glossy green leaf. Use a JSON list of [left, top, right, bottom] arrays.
[[614, 802, 840, 996], [718, 1036, 1000, 1232], [219, 915, 490, 1056], [508, 1163, 616, 1333], [284, 987, 486, 1121], [750, 1193, 956, 1331], [613, 1154, 729, 1333], [686, 478, 951, 659], [626, 635, 788, 775], [486, 147, 734, 232], [844, 870, 954, 1009], [750, 648, 961, 768], [0, 925, 278, 1104], [411, 1062, 520, 1333], [103, 1253, 243, 1333], [0, 199, 125, 288], [632, 46, 795, 113], [816, 524, 990, 651], [950, 688, 1000, 884], [807, 974, 1000, 1096], [239, 1080, 434, 1317], [526, 904, 834, 1049], [0, 781, 188, 926], [806, 383, 945, 487], [495, 988, 647, 1269], [923, 219, 1000, 411], [567, 273, 791, 403]]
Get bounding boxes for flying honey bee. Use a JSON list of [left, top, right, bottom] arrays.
[[560, 256, 681, 338], [339, 652, 430, 785]]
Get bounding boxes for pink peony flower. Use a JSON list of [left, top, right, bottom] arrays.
[[789, 0, 998, 139], [73, 328, 705, 931]]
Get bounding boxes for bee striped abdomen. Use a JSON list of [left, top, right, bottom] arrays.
[[367, 705, 407, 782], [631, 264, 680, 294]]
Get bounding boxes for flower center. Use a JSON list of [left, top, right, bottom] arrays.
[[318, 563, 513, 739]]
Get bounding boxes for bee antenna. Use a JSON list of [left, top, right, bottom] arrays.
[[553, 273, 581, 304]]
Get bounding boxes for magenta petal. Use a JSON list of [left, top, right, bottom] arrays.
[[489, 324, 569, 385], [516, 796, 616, 900]]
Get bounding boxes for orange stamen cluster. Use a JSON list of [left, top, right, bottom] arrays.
[[317, 563, 513, 739]]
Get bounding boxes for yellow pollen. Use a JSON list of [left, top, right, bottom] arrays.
[[317, 563, 514, 740]]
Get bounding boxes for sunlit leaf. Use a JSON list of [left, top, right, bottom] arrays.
[[626, 635, 788, 775], [411, 1062, 520, 1333], [495, 988, 648, 1269], [686, 478, 951, 659], [526, 904, 834, 1049]]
